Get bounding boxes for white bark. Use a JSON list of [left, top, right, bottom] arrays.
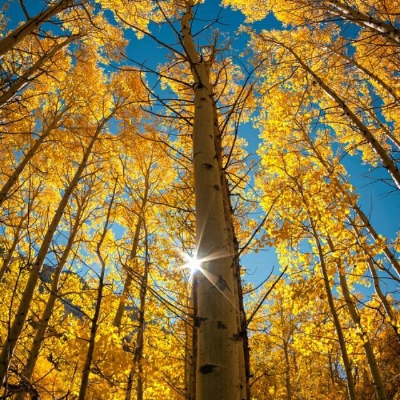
[[0, 0, 75, 57], [326, 0, 400, 46], [213, 100, 248, 399], [181, 3, 240, 399]]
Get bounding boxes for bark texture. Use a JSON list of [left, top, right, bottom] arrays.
[[326, 0, 400, 45], [181, 3, 240, 399]]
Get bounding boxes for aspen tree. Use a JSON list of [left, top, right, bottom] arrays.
[[125, 225, 150, 400], [180, 2, 241, 398], [0, 106, 70, 207], [113, 218, 143, 329], [113, 132, 171, 329], [294, 122, 400, 278], [364, 108, 400, 152], [324, 0, 400, 46], [78, 177, 118, 400], [14, 184, 93, 400], [224, 0, 400, 45], [185, 278, 197, 400], [252, 41, 400, 279], [274, 157, 357, 398], [0, 212, 27, 281], [289, 165, 387, 400], [0, 112, 113, 386], [337, 263, 387, 400], [2, 1, 399, 398], [310, 223, 357, 400], [349, 222, 400, 339], [111, 2, 249, 398], [212, 97, 249, 399], [0, 36, 78, 108], [261, 35, 400, 189], [113, 186, 148, 329], [320, 45, 400, 104], [254, 90, 396, 397]]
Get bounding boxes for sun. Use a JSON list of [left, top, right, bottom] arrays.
[[183, 254, 202, 276]]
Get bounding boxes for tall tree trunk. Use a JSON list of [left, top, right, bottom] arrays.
[[326, 0, 400, 46], [0, 215, 26, 281], [78, 179, 117, 400], [185, 277, 197, 400], [181, 2, 240, 398], [113, 219, 142, 329], [348, 223, 400, 340], [0, 0, 76, 57], [113, 176, 149, 329], [365, 108, 400, 152], [323, 46, 399, 104], [367, 258, 400, 340], [338, 270, 387, 400], [0, 119, 107, 387], [299, 126, 400, 277], [125, 228, 149, 400], [349, 205, 400, 279], [311, 225, 357, 400], [212, 99, 249, 399], [328, 354, 335, 389], [283, 340, 292, 400], [325, 238, 387, 400]]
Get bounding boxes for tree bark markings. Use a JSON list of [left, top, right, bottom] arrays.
[[181, 2, 240, 399]]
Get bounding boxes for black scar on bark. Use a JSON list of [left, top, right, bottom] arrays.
[[217, 320, 227, 329], [216, 275, 229, 291], [194, 316, 208, 327], [202, 163, 214, 169], [199, 364, 217, 374]]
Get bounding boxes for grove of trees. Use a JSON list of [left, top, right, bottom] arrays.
[[0, 0, 399, 399]]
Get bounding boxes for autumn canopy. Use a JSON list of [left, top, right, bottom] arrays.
[[0, 0, 399, 399]]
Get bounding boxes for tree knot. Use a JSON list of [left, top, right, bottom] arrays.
[[199, 364, 218, 374]]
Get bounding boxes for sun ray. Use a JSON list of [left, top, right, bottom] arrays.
[[175, 247, 239, 309]]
